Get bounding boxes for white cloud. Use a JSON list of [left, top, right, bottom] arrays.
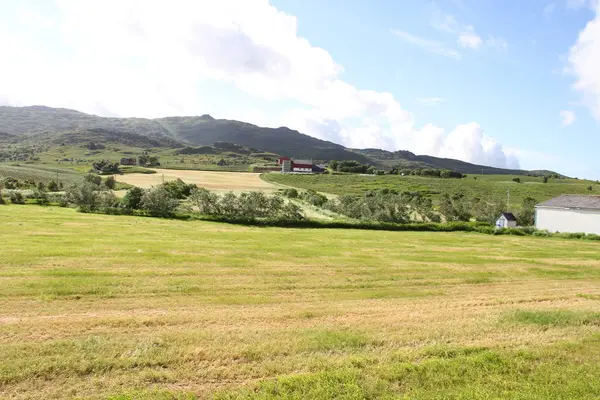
[[458, 27, 483, 49], [431, 9, 506, 51], [391, 29, 461, 59], [567, 2, 600, 119], [0, 0, 520, 169], [560, 110, 577, 126], [418, 97, 446, 106]]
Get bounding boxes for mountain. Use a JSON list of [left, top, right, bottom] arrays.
[[0, 105, 560, 176]]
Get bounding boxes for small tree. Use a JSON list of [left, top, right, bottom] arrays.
[[84, 173, 102, 187], [120, 187, 146, 210], [0, 181, 4, 205], [189, 187, 220, 215], [517, 197, 538, 226], [588, 185, 593, 191], [104, 176, 116, 190], [512, 177, 521, 184], [34, 189, 49, 206], [47, 180, 59, 192], [9, 192, 25, 204], [140, 187, 179, 217], [37, 181, 46, 191], [66, 182, 101, 212], [542, 176, 548, 183]]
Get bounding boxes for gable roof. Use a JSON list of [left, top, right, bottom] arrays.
[[500, 212, 517, 221], [536, 195, 600, 211]]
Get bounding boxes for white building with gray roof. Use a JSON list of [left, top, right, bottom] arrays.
[[535, 195, 600, 234]]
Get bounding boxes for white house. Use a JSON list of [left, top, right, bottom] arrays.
[[496, 212, 517, 228], [535, 195, 600, 235]]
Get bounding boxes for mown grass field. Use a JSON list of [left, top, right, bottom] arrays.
[[116, 169, 279, 192], [2, 206, 600, 399], [263, 173, 598, 206]]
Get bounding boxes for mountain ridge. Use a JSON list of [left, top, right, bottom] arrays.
[[0, 105, 561, 176]]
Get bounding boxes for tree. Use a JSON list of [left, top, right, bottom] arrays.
[[9, 192, 25, 204], [439, 192, 472, 222], [104, 176, 116, 190], [34, 189, 49, 205], [542, 176, 548, 183], [37, 181, 46, 191], [474, 197, 506, 225], [140, 187, 179, 217], [189, 187, 220, 215], [120, 187, 146, 210], [588, 185, 593, 191], [329, 160, 339, 171], [66, 182, 101, 212], [0, 181, 4, 205], [517, 197, 538, 226], [47, 180, 59, 192], [84, 173, 102, 187], [512, 177, 521, 184]]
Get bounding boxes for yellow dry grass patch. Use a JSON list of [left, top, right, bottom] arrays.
[[116, 169, 278, 192]]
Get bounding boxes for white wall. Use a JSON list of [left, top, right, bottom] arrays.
[[535, 207, 600, 234]]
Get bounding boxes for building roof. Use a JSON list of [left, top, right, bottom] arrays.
[[292, 159, 312, 165], [536, 195, 600, 211], [500, 212, 517, 221]]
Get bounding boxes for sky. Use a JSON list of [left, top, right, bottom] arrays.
[[0, 0, 599, 178]]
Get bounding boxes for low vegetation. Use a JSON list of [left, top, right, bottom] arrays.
[[263, 172, 596, 208]]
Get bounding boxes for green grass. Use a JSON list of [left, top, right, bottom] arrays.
[[0, 163, 83, 184], [2, 206, 600, 399], [262, 173, 597, 207]]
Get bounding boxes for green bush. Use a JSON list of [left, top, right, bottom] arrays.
[[47, 180, 59, 192], [282, 188, 299, 198], [141, 187, 179, 217], [9, 192, 25, 204], [120, 187, 146, 210], [162, 179, 196, 199]]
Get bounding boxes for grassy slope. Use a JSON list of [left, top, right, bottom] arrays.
[[263, 173, 598, 207], [2, 206, 600, 399], [0, 164, 84, 185]]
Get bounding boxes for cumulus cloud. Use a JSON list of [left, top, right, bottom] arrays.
[[0, 0, 519, 169], [568, 1, 600, 120], [560, 110, 577, 126]]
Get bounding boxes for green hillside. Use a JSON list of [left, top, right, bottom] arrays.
[[0, 106, 564, 176], [263, 173, 597, 208]]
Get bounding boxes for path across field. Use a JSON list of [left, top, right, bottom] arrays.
[[117, 168, 278, 192]]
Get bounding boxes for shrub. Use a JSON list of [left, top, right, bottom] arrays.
[[47, 180, 59, 192], [66, 182, 102, 212], [283, 188, 299, 198], [104, 176, 117, 190], [9, 192, 25, 204], [34, 189, 50, 206], [120, 187, 146, 210], [84, 173, 102, 187], [512, 177, 521, 183], [48, 193, 69, 207], [141, 187, 179, 217], [162, 179, 196, 199]]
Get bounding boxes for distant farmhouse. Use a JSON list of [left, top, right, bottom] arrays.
[[536, 195, 600, 235], [120, 157, 136, 166], [496, 212, 517, 228], [278, 157, 324, 173]]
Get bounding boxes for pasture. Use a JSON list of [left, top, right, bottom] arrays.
[[0, 164, 83, 185], [263, 173, 598, 207], [1, 206, 600, 399], [116, 169, 278, 192]]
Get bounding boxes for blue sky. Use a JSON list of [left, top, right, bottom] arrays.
[[0, 0, 599, 177]]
